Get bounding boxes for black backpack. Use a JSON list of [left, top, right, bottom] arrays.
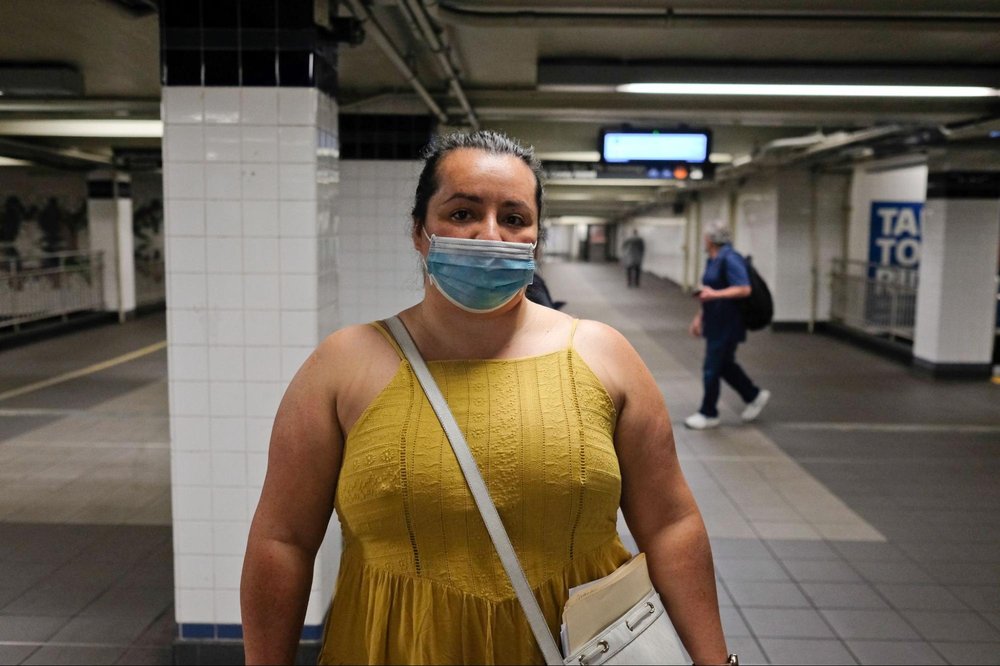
[[723, 252, 773, 331]]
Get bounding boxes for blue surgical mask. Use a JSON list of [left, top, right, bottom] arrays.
[[422, 231, 536, 313]]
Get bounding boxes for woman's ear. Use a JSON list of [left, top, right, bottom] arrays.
[[412, 219, 425, 253]]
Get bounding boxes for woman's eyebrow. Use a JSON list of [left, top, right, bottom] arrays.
[[502, 199, 530, 209], [442, 192, 483, 204], [442, 193, 530, 209]]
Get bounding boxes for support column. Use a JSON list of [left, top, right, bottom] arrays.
[[86, 171, 135, 320], [914, 157, 1000, 378], [159, 0, 340, 659]]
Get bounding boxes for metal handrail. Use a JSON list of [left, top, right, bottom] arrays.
[[0, 251, 105, 332], [830, 258, 918, 342]]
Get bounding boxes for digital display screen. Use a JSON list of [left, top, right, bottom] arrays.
[[601, 130, 710, 164]]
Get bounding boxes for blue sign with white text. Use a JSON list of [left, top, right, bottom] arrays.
[[868, 201, 922, 283]]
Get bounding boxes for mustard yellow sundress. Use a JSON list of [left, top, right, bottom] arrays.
[[319, 319, 632, 664]]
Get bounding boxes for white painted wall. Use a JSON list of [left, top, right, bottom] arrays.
[[620, 211, 687, 285], [848, 160, 927, 264], [733, 176, 779, 304], [914, 197, 1000, 365], [542, 223, 574, 258], [774, 170, 813, 322], [87, 185, 136, 314], [732, 170, 847, 324], [815, 173, 851, 321], [694, 189, 735, 290]]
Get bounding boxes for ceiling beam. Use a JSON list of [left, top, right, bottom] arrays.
[[0, 138, 112, 170]]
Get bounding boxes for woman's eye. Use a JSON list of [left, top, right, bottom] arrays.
[[451, 210, 472, 221], [506, 215, 528, 226]]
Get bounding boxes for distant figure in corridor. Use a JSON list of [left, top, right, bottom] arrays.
[[621, 228, 645, 287], [686, 224, 770, 430]]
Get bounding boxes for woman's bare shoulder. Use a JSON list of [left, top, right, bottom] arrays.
[[306, 322, 401, 385], [574, 318, 635, 355], [317, 321, 389, 355], [571, 319, 646, 408]]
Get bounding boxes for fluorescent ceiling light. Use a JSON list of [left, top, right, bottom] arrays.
[[536, 150, 601, 162], [0, 156, 33, 166], [0, 119, 163, 138], [618, 83, 999, 98], [550, 216, 607, 225]]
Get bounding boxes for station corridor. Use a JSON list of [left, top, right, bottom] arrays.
[[1, 260, 998, 665]]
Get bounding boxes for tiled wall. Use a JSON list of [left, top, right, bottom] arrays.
[[162, 85, 338, 635], [336, 160, 424, 326]]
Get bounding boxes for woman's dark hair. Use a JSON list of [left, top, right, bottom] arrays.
[[410, 130, 546, 233]]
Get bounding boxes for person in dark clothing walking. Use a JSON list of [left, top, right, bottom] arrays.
[[622, 229, 645, 287], [686, 224, 770, 429]]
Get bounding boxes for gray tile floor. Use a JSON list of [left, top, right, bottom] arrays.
[[1, 261, 999, 665]]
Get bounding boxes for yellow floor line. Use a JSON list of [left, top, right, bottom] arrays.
[[0, 340, 167, 403]]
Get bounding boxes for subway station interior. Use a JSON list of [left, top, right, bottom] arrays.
[[1, 0, 999, 664]]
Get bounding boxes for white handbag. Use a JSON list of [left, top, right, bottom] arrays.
[[385, 316, 687, 666]]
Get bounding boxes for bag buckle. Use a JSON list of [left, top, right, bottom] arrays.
[[625, 601, 656, 632], [577, 640, 609, 665]]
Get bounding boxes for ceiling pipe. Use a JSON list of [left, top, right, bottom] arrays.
[[0, 98, 160, 117], [436, 0, 1000, 13], [399, 0, 479, 129], [707, 124, 909, 183], [344, 0, 449, 125], [435, 1, 1000, 29]]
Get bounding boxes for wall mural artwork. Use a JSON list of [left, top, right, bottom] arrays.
[[0, 170, 164, 266], [131, 172, 165, 266], [1, 195, 89, 262], [0, 171, 90, 267], [130, 174, 166, 304], [0, 170, 166, 323]]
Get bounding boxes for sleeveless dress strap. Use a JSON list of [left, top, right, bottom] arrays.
[[568, 318, 580, 348], [370, 320, 406, 360]]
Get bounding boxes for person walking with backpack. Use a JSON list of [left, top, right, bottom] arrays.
[[685, 223, 770, 430]]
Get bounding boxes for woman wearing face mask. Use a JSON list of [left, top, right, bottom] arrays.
[[241, 132, 729, 665]]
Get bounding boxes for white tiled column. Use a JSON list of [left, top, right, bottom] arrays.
[[86, 170, 136, 319], [163, 85, 339, 639], [337, 160, 424, 326], [914, 168, 1000, 378]]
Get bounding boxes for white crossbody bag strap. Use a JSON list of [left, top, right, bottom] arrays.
[[385, 316, 564, 666]]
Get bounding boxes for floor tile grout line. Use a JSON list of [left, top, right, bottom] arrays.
[[816, 548, 956, 664], [0, 524, 169, 651], [713, 575, 771, 665], [702, 461, 860, 662]]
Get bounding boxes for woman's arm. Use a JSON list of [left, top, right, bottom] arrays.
[[241, 335, 346, 664], [698, 284, 751, 301], [579, 322, 728, 664]]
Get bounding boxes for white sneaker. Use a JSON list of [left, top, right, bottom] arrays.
[[685, 413, 721, 430], [741, 389, 771, 422]]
